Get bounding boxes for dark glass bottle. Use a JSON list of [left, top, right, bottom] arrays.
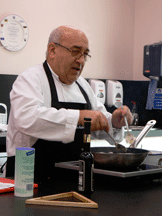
[[78, 118, 94, 193]]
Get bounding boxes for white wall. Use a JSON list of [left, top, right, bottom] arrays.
[[133, 0, 162, 80], [0, 0, 135, 80]]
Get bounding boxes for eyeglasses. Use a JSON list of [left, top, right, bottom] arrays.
[[54, 43, 91, 61]]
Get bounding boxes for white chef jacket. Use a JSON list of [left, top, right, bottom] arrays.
[[6, 62, 124, 157]]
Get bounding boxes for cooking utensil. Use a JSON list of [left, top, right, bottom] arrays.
[[91, 120, 156, 168], [116, 102, 135, 144], [124, 116, 136, 145], [91, 147, 148, 168], [130, 120, 156, 148], [101, 130, 127, 152]]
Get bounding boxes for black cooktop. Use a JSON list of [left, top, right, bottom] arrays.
[[55, 161, 162, 178]]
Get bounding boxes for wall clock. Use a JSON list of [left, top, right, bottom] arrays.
[[0, 14, 29, 51]]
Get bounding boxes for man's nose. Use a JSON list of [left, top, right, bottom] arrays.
[[76, 54, 85, 64]]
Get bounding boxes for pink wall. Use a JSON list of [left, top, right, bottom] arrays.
[[0, 0, 135, 81], [133, 0, 162, 80]]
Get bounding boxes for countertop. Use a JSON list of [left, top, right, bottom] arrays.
[[1, 155, 162, 216], [0, 128, 162, 216]]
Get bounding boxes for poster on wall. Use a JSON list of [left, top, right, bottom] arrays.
[[153, 88, 162, 109], [0, 14, 29, 52]]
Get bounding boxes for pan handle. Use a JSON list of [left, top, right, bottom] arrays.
[[129, 120, 156, 148]]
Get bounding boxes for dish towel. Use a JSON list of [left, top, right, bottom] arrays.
[[146, 77, 159, 110]]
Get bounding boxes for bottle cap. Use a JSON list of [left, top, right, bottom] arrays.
[[84, 118, 91, 122]]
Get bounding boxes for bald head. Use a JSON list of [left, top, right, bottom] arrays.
[[46, 25, 89, 85], [47, 26, 88, 52]]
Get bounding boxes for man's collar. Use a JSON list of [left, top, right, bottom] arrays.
[[46, 62, 60, 80], [46, 62, 74, 86]]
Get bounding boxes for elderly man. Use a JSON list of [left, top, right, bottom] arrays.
[[5, 26, 132, 182]]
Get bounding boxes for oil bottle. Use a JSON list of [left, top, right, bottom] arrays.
[[78, 118, 94, 193]]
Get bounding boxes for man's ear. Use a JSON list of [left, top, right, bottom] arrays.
[[48, 42, 56, 58]]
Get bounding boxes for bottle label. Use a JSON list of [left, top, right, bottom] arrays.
[[78, 160, 85, 191], [84, 134, 91, 143], [91, 163, 94, 192], [78, 160, 94, 192], [14, 147, 35, 197]]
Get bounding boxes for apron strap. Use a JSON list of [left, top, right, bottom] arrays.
[[43, 60, 59, 106], [76, 81, 92, 110]]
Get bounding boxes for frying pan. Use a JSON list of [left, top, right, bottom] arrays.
[[91, 147, 148, 168], [91, 120, 156, 168]]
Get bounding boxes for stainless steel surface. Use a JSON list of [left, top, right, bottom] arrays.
[[130, 120, 156, 148], [129, 126, 145, 131], [55, 160, 162, 178]]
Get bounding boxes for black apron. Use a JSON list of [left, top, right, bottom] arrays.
[[6, 61, 91, 183]]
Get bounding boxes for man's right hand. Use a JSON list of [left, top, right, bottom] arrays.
[[78, 110, 109, 132]]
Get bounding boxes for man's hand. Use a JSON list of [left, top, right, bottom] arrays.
[[112, 105, 133, 128], [78, 110, 109, 132]]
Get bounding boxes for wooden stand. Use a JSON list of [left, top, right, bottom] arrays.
[[26, 191, 98, 209]]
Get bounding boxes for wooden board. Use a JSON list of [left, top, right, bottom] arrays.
[[25, 191, 98, 209]]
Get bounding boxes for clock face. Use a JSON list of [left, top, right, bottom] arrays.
[[0, 14, 29, 51]]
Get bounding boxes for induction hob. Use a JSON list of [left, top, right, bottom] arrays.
[[55, 161, 162, 178]]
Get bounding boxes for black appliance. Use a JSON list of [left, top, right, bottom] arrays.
[[143, 43, 162, 82]]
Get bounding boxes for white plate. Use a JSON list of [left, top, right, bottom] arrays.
[[0, 14, 29, 51]]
